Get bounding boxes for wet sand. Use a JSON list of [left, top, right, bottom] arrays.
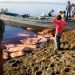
[[3, 28, 75, 75]]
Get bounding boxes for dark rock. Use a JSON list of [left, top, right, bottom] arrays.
[[45, 66, 48, 70], [57, 55, 61, 58], [12, 60, 20, 67], [36, 71, 42, 75], [51, 72, 55, 75], [50, 63, 55, 67], [27, 69, 32, 75], [64, 68, 70, 72], [67, 65, 71, 67], [42, 66, 48, 70], [9, 60, 16, 63], [56, 71, 60, 74], [34, 67, 39, 71], [31, 63, 34, 66]]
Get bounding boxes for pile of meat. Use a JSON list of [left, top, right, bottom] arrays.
[[3, 28, 55, 59]]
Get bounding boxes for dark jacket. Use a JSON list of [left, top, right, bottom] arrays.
[[66, 4, 71, 12], [0, 19, 5, 41]]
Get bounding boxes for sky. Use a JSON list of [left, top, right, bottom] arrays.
[[0, 0, 75, 3]]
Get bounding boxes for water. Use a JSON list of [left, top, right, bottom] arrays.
[[2, 26, 35, 44], [1, 2, 66, 44], [0, 2, 66, 16]]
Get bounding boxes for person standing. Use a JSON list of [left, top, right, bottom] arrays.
[[52, 15, 67, 50], [0, 19, 5, 75], [66, 1, 71, 19], [71, 4, 75, 17]]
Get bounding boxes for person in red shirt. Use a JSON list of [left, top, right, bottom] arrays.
[[52, 15, 67, 50]]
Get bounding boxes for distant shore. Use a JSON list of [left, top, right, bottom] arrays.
[[1, 14, 75, 32]]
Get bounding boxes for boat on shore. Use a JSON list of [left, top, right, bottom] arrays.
[[0, 13, 75, 31]]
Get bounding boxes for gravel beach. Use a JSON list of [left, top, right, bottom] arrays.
[[3, 28, 75, 75]]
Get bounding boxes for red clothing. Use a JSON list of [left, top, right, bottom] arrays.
[[52, 18, 67, 33]]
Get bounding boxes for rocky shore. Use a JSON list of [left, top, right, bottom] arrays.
[[3, 29, 75, 75]]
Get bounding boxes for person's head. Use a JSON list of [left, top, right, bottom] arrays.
[[67, 1, 70, 4], [51, 10, 54, 12], [72, 4, 74, 6], [59, 10, 63, 14], [56, 15, 62, 20], [63, 11, 66, 14], [49, 10, 54, 13]]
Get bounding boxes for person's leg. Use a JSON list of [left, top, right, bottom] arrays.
[[0, 42, 3, 75], [55, 33, 61, 49], [48, 13, 49, 16], [48, 13, 51, 16], [66, 11, 68, 19], [69, 12, 71, 18]]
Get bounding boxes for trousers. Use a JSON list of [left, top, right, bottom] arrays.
[[55, 33, 62, 49]]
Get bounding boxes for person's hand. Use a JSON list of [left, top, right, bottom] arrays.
[[54, 16, 57, 19]]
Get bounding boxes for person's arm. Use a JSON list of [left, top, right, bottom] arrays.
[[0, 20, 5, 33], [64, 21, 67, 26], [52, 17, 59, 25], [2, 22, 5, 33], [63, 20, 67, 26], [66, 5, 67, 10]]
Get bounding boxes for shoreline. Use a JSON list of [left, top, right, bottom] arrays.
[[5, 23, 48, 34], [1, 14, 75, 32]]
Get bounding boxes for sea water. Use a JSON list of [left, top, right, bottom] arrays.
[[0, 2, 66, 16], [2, 26, 35, 44], [1, 2, 66, 44]]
